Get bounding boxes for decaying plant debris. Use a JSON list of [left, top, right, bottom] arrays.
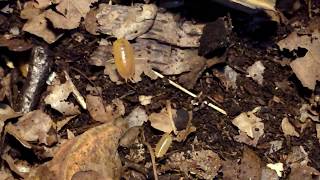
[[0, 0, 320, 179]]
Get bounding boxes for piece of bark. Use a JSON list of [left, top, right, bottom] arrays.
[[96, 4, 157, 40], [140, 12, 204, 47], [199, 17, 230, 56]]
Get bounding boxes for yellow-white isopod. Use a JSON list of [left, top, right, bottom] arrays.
[[112, 38, 135, 82]]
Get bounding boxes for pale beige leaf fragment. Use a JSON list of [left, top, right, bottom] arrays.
[[267, 163, 284, 177], [86, 95, 113, 123], [246, 61, 265, 85], [281, 117, 299, 137], [149, 108, 177, 133], [5, 110, 54, 145], [138, 95, 153, 106], [45, 0, 98, 29], [44, 80, 80, 116], [232, 107, 264, 139], [22, 13, 60, 44], [277, 29, 320, 90], [125, 107, 148, 128], [20, 1, 41, 19]]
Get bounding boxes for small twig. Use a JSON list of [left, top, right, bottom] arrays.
[[152, 70, 227, 115], [152, 70, 197, 98], [141, 131, 158, 180], [166, 100, 177, 134]]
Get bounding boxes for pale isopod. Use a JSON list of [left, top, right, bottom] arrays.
[[155, 133, 172, 158], [112, 38, 135, 82]]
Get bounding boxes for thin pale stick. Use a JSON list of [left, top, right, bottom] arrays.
[[152, 70, 227, 115]]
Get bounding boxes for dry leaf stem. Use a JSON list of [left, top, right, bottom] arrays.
[[142, 131, 158, 180]]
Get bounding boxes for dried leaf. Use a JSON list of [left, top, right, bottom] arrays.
[[316, 124, 320, 143], [289, 164, 320, 180], [234, 131, 260, 147], [64, 71, 87, 110], [96, 4, 157, 39], [112, 98, 126, 116], [261, 167, 279, 180], [45, 0, 98, 29], [175, 125, 196, 142], [299, 104, 319, 122], [0, 36, 33, 52], [246, 61, 265, 85], [86, 95, 113, 123], [0, 168, 14, 180], [281, 117, 299, 137], [224, 65, 239, 89], [119, 126, 140, 147], [5, 110, 54, 145], [178, 55, 206, 89], [0, 104, 22, 134], [89, 44, 112, 66], [100, 39, 205, 83], [268, 140, 283, 154], [149, 108, 176, 133], [2, 154, 31, 178], [34, 0, 53, 9], [134, 39, 205, 76], [266, 163, 284, 177], [221, 159, 240, 180], [67, 129, 75, 139], [20, 1, 41, 19], [27, 123, 125, 180], [56, 115, 77, 131], [44, 79, 80, 116], [84, 8, 99, 35], [44, 72, 86, 115], [161, 150, 222, 179], [22, 13, 60, 43], [277, 27, 320, 90], [138, 95, 152, 106], [239, 147, 262, 180], [286, 146, 309, 167], [232, 107, 264, 140], [140, 12, 204, 47], [125, 107, 148, 128], [0, 74, 12, 102]]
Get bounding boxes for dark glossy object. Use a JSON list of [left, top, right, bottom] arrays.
[[18, 46, 52, 113], [158, 0, 184, 8]]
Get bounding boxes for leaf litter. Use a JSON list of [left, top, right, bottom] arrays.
[[1, 0, 320, 179]]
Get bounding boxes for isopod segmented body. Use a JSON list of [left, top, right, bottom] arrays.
[[112, 38, 135, 82]]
